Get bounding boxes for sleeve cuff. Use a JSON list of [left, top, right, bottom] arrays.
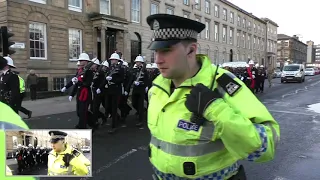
[[246, 124, 268, 161]]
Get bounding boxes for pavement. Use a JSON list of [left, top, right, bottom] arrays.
[[14, 75, 320, 180], [6, 153, 91, 176]]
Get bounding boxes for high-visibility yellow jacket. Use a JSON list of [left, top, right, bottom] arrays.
[[47, 143, 91, 176], [147, 54, 280, 179], [0, 102, 37, 179]]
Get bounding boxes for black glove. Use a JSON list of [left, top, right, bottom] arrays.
[[62, 153, 74, 167], [185, 83, 222, 116]]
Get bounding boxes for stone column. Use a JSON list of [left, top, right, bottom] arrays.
[[123, 30, 129, 61], [101, 26, 107, 61], [92, 27, 97, 57]]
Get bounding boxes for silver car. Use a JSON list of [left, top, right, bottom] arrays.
[[305, 68, 315, 76]]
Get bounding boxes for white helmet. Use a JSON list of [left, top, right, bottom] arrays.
[[92, 58, 100, 65], [151, 63, 158, 68], [17, 144, 22, 148], [28, 144, 32, 147], [260, 65, 264, 68], [4, 56, 15, 68], [109, 52, 120, 60], [134, 55, 144, 62], [255, 63, 259, 67], [146, 64, 152, 69], [102, 61, 109, 67], [78, 53, 90, 61], [248, 60, 254, 65], [122, 61, 128, 67]]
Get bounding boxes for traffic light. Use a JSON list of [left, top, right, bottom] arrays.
[[1, 26, 15, 56]]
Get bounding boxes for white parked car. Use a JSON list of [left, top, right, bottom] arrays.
[[305, 68, 315, 76], [81, 146, 91, 153]]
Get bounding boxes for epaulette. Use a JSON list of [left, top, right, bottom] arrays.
[[216, 72, 242, 96], [71, 149, 81, 157]]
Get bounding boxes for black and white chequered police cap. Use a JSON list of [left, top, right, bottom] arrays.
[[146, 14, 205, 50]]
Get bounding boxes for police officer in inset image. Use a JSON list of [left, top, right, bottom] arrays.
[[47, 131, 91, 176], [0, 56, 20, 113], [146, 14, 280, 180]]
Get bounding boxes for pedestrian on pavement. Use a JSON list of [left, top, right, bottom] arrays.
[[146, 14, 280, 180], [267, 65, 274, 88], [0, 101, 37, 180], [47, 130, 91, 176], [26, 70, 38, 101], [17, 73, 32, 118]]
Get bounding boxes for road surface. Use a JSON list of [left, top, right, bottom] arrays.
[[21, 76, 320, 180]]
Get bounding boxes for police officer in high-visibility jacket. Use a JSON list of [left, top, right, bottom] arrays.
[[0, 101, 37, 179], [146, 14, 280, 180], [18, 75, 32, 118], [47, 131, 91, 176]]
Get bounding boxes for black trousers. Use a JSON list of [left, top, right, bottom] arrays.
[[132, 92, 145, 123], [29, 85, 37, 100], [19, 93, 31, 115], [76, 88, 92, 129], [92, 93, 106, 125], [105, 93, 120, 129], [259, 79, 265, 92]]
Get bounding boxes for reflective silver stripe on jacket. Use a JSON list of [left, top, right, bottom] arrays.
[[0, 121, 26, 130], [152, 162, 239, 180], [150, 135, 225, 157], [48, 166, 73, 175]]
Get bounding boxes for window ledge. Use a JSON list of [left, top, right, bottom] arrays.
[[29, 0, 46, 4], [30, 57, 47, 60], [68, 6, 82, 12]]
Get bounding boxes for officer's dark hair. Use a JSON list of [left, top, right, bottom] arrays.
[[181, 39, 198, 47]]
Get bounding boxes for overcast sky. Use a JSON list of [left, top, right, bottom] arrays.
[[228, 0, 319, 44]]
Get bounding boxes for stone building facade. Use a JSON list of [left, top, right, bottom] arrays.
[[0, 0, 278, 91], [277, 34, 307, 67]]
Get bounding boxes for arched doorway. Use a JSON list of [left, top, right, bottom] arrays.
[[229, 49, 233, 62], [131, 32, 142, 65]]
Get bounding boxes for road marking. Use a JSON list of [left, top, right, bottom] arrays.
[[274, 176, 290, 180], [80, 147, 144, 179], [269, 109, 319, 116]]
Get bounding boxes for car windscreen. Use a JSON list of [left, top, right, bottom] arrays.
[[283, 66, 300, 71], [306, 68, 314, 71]]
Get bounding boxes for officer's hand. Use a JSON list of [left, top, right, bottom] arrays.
[[72, 77, 78, 84], [96, 88, 101, 94], [62, 153, 74, 167], [124, 91, 128, 96], [68, 96, 73, 102], [145, 87, 148, 93], [106, 76, 112, 81], [134, 81, 140, 86], [61, 87, 67, 92], [185, 83, 221, 116]]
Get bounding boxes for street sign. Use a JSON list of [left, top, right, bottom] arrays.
[[10, 42, 25, 49]]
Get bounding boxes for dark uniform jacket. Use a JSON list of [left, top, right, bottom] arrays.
[[0, 69, 20, 112]]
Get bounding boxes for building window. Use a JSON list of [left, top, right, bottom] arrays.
[[230, 12, 234, 23], [237, 16, 241, 26], [248, 21, 251, 30], [183, 0, 189, 5], [205, 20, 210, 39], [100, 0, 111, 15], [29, 22, 47, 59], [248, 35, 251, 49], [253, 23, 256, 32], [194, 0, 200, 9], [183, 11, 190, 18], [29, 0, 46, 4], [69, 28, 82, 61], [261, 39, 264, 49], [68, 0, 82, 12], [257, 38, 260, 50], [214, 23, 219, 42], [166, 7, 174, 14], [205, 0, 210, 14], [131, 0, 140, 23], [242, 33, 245, 48], [222, 26, 226, 42], [214, 5, 219, 17], [242, 18, 246, 28], [222, 9, 227, 21], [195, 17, 201, 38], [53, 77, 66, 91], [150, 51, 155, 63], [258, 25, 260, 33], [229, 28, 234, 44], [150, 2, 159, 15], [237, 31, 240, 47], [253, 36, 256, 49]]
